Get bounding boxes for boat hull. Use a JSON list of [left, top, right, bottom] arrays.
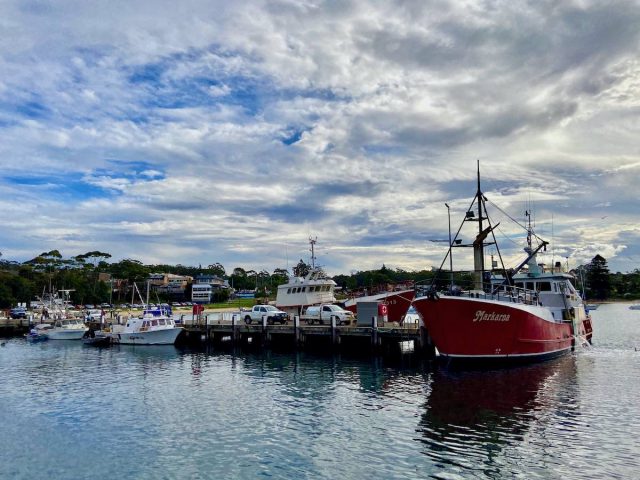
[[46, 329, 87, 340], [112, 327, 182, 345], [412, 296, 574, 361]]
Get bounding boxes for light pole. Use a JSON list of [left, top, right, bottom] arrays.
[[445, 203, 453, 291]]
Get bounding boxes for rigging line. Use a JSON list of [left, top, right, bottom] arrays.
[[494, 225, 520, 245], [485, 198, 547, 245]]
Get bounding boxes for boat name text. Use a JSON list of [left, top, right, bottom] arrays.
[[473, 310, 510, 322]]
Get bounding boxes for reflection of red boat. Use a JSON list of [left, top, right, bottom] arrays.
[[343, 289, 415, 323], [412, 164, 592, 363]]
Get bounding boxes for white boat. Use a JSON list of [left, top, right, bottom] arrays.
[[629, 304, 640, 310], [275, 238, 338, 317], [110, 308, 182, 345], [38, 318, 88, 340]]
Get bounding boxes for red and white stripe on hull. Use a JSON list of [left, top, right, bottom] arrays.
[[412, 296, 574, 360], [343, 289, 415, 322]]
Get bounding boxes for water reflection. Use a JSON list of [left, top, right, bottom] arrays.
[[418, 357, 578, 477]]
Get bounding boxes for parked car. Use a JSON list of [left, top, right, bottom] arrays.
[[243, 305, 288, 325], [10, 307, 27, 319]]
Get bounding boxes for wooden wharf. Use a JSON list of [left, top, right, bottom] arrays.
[[179, 313, 436, 357]]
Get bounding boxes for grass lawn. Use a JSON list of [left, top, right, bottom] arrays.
[[207, 298, 266, 309]]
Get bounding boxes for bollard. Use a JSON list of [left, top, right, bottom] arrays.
[[294, 315, 301, 346], [232, 314, 239, 344], [371, 315, 378, 347], [331, 315, 337, 345]]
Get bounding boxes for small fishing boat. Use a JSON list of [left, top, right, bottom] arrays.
[[629, 304, 640, 310]]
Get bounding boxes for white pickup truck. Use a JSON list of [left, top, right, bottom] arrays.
[[242, 305, 289, 325], [301, 304, 355, 326]]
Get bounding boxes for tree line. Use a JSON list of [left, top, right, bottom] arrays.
[[0, 250, 637, 308]]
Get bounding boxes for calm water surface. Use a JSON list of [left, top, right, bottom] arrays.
[[1, 303, 638, 479]]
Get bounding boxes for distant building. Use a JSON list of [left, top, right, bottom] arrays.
[[192, 274, 229, 304], [149, 273, 193, 297]]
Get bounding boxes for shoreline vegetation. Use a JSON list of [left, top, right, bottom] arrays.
[[0, 250, 639, 309]]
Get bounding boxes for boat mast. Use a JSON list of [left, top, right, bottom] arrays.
[[309, 236, 317, 269], [474, 160, 485, 290]]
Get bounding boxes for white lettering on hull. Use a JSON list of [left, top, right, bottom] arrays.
[[473, 310, 510, 322]]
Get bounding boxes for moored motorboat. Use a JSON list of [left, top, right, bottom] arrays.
[[110, 306, 182, 345], [412, 163, 592, 364], [40, 318, 88, 340]]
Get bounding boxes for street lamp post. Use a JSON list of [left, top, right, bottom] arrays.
[[445, 203, 453, 292]]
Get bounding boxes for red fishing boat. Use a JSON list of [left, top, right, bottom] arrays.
[[412, 163, 592, 363], [342, 288, 415, 324]]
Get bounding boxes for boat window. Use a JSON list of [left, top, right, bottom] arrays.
[[538, 282, 552, 291], [297, 288, 301, 293], [151, 320, 158, 326], [159, 319, 166, 325], [126, 323, 130, 327], [526, 282, 534, 290], [515, 282, 524, 288], [287, 288, 291, 294], [302, 287, 306, 292]]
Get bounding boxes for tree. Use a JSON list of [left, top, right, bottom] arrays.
[[587, 255, 611, 300], [207, 263, 226, 277], [76, 251, 112, 268], [293, 259, 310, 278]]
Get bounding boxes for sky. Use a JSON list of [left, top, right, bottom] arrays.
[[1, 0, 639, 276]]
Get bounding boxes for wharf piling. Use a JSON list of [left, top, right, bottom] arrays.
[[0, 317, 30, 337]]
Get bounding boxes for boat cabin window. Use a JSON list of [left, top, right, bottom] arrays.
[[538, 282, 552, 291], [159, 319, 166, 325], [151, 320, 158, 326], [302, 287, 306, 292]]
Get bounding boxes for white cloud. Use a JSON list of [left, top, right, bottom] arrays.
[[0, 0, 639, 273]]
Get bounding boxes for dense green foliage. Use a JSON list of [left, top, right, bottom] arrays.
[[0, 252, 638, 309]]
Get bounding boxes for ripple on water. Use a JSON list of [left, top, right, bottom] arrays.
[[2, 316, 640, 480]]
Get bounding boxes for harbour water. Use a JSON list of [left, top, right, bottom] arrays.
[[1, 303, 638, 479]]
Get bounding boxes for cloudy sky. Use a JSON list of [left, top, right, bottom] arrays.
[[1, 0, 639, 275]]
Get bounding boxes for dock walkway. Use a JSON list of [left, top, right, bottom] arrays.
[[178, 312, 434, 356]]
